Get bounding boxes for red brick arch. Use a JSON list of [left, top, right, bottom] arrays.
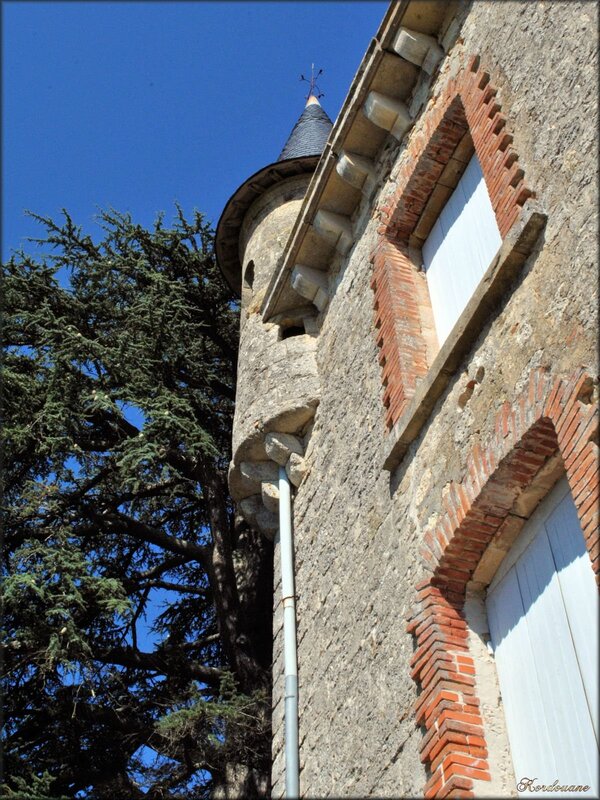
[[407, 367, 599, 798]]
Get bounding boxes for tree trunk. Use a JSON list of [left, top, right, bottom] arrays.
[[203, 468, 273, 798]]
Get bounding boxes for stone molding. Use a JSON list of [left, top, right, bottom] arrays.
[[372, 55, 538, 434], [406, 367, 599, 799], [230, 426, 311, 539]]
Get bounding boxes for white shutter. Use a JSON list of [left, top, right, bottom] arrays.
[[486, 480, 599, 797], [487, 567, 555, 781], [544, 492, 599, 742], [422, 153, 502, 345]]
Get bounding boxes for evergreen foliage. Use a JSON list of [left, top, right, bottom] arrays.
[[2, 209, 273, 798]]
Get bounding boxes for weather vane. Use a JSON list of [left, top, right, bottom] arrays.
[[300, 64, 324, 101]]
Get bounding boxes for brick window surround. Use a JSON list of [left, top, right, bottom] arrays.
[[371, 55, 536, 432], [406, 367, 599, 799]]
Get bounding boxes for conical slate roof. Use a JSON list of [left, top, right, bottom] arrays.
[[278, 96, 333, 160], [216, 95, 333, 295]]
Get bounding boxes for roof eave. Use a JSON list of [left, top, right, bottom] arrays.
[[261, 0, 457, 320], [215, 155, 320, 296]]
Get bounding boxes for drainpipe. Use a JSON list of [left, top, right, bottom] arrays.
[[278, 465, 299, 799]]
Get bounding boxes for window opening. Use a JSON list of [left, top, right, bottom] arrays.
[[280, 324, 306, 340], [243, 260, 255, 291]]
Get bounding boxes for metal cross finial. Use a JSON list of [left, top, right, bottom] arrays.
[[300, 64, 324, 101]]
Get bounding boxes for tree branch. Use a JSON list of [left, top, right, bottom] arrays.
[[100, 511, 212, 566], [96, 645, 223, 687], [134, 579, 210, 597], [133, 557, 188, 581]]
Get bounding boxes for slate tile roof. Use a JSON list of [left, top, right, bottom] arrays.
[[278, 100, 333, 161]]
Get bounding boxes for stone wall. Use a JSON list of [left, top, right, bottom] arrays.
[[230, 175, 322, 537], [233, 174, 320, 464], [268, 1, 598, 797], [240, 175, 310, 305]]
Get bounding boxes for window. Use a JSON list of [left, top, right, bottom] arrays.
[[422, 154, 502, 345], [372, 58, 542, 456], [243, 260, 255, 292], [486, 478, 599, 796], [280, 323, 306, 340]]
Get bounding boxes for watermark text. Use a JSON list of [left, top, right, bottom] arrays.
[[517, 777, 591, 793]]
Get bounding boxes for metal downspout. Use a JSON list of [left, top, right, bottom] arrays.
[[277, 466, 299, 799]]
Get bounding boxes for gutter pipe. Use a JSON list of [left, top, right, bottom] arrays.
[[278, 465, 299, 799]]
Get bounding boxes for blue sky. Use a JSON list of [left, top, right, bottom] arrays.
[[3, 0, 387, 654], [3, 1, 388, 260]]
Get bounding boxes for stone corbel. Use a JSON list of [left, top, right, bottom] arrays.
[[312, 209, 354, 255], [261, 480, 280, 514], [391, 27, 444, 74], [265, 432, 304, 465], [233, 421, 313, 538], [363, 91, 412, 140], [285, 453, 308, 487], [291, 264, 329, 312], [265, 432, 308, 488], [239, 461, 279, 482], [239, 495, 278, 539], [335, 151, 377, 194]]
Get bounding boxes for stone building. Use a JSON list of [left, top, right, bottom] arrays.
[[216, 1, 599, 797]]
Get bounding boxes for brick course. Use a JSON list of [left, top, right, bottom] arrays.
[[407, 367, 599, 797], [372, 56, 536, 430]]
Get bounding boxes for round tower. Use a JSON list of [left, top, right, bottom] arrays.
[[216, 96, 332, 537]]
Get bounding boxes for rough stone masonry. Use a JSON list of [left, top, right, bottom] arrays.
[[216, 1, 598, 797]]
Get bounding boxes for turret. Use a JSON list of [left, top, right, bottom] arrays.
[[216, 96, 332, 537]]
